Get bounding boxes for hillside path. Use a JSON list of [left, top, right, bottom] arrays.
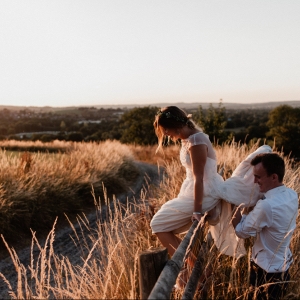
[[0, 161, 161, 299]]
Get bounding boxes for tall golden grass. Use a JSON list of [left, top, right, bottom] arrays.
[[0, 140, 140, 244], [0, 139, 72, 153], [0, 140, 299, 299]]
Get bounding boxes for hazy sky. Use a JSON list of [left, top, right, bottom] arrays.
[[1, 1, 300, 107]]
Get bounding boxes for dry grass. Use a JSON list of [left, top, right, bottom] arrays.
[[0, 139, 72, 153], [0, 140, 299, 299], [128, 143, 181, 165], [0, 140, 140, 244]]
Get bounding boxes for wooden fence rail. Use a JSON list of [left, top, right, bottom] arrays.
[[144, 217, 207, 300]]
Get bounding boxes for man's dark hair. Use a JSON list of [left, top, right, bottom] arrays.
[[251, 153, 285, 182]]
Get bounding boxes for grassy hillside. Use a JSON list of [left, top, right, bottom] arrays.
[[0, 141, 299, 299], [0, 140, 140, 245]]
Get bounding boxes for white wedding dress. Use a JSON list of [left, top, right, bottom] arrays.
[[150, 132, 272, 257]]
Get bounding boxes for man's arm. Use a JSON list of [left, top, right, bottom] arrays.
[[233, 200, 271, 239]]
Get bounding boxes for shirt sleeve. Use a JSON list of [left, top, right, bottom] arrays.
[[235, 199, 273, 239]]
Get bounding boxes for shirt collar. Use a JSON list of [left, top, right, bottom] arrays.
[[264, 185, 285, 199]]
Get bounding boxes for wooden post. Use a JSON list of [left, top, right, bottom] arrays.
[[148, 221, 202, 299], [139, 247, 168, 300]]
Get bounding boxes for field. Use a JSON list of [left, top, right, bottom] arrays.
[[0, 140, 299, 299], [0, 140, 141, 246]]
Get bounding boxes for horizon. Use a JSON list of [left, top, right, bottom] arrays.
[[1, 1, 300, 108], [1, 99, 300, 110]]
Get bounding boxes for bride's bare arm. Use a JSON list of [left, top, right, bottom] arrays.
[[189, 144, 208, 220]]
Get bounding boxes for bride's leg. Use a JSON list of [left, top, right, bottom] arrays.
[[156, 232, 182, 256]]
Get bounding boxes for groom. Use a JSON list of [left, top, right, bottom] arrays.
[[232, 152, 298, 300]]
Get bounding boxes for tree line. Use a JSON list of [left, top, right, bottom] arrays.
[[0, 103, 299, 158]]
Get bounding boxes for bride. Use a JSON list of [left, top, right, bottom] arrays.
[[150, 106, 271, 257]]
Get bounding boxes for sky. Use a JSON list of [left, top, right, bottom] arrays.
[[1, 1, 300, 108]]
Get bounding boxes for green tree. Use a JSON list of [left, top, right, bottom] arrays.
[[40, 134, 55, 142], [60, 121, 66, 131], [245, 124, 269, 141], [194, 100, 227, 143], [67, 132, 84, 142], [267, 105, 300, 157], [0, 126, 8, 135], [118, 106, 158, 145]]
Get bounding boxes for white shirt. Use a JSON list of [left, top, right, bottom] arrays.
[[235, 185, 298, 272]]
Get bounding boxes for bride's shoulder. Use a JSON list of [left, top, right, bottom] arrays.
[[186, 131, 210, 147], [188, 131, 208, 140]]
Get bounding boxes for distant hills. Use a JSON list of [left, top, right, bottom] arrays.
[[131, 100, 300, 110], [0, 100, 300, 112]]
